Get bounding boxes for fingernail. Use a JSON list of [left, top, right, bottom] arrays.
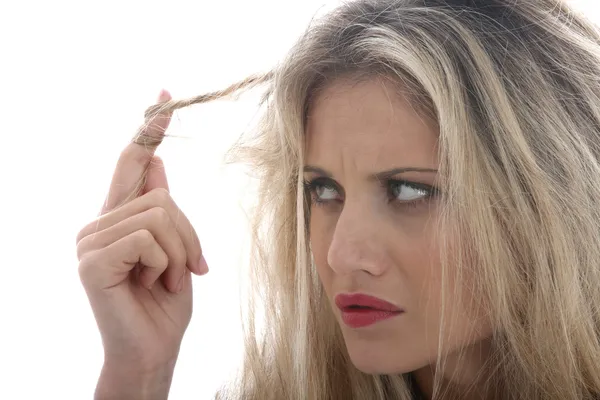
[[177, 272, 185, 293], [158, 89, 171, 102], [197, 255, 209, 275]]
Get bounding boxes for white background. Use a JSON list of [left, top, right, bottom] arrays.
[[0, 0, 598, 399]]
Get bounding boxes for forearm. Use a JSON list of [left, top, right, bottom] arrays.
[[95, 360, 176, 400]]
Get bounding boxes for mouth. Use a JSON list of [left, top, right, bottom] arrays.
[[335, 293, 405, 328], [346, 305, 378, 310]]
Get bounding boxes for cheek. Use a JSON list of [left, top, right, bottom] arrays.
[[417, 232, 493, 351], [309, 212, 334, 293], [411, 230, 445, 326]]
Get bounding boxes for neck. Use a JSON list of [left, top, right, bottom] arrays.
[[412, 337, 493, 400]]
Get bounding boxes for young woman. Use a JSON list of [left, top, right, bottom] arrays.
[[75, 0, 600, 398]]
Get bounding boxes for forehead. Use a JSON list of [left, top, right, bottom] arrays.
[[304, 78, 439, 169]]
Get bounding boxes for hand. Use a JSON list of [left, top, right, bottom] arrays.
[[75, 90, 209, 396]]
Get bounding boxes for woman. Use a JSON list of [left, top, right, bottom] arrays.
[[75, 0, 600, 398]]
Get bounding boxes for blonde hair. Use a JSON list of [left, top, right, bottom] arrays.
[[137, 0, 600, 398]]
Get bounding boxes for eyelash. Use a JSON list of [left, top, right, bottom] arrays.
[[302, 177, 438, 210]]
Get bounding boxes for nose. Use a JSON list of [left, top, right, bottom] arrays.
[[326, 202, 391, 276]]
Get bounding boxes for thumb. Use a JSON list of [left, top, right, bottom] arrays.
[[142, 155, 170, 195]]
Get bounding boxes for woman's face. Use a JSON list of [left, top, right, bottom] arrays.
[[304, 77, 492, 375]]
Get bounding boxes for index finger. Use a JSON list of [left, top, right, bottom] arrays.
[[100, 90, 173, 215]]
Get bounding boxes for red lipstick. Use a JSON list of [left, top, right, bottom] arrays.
[[335, 293, 404, 328]]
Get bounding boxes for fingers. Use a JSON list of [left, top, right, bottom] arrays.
[[79, 229, 170, 292], [78, 206, 190, 293], [77, 187, 207, 277], [101, 90, 173, 215], [79, 89, 210, 295], [142, 155, 170, 195]]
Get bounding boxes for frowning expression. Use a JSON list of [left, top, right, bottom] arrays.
[[304, 77, 492, 374]]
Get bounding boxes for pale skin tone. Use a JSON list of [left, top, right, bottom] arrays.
[[78, 80, 491, 399], [305, 77, 493, 398], [76, 90, 207, 399]]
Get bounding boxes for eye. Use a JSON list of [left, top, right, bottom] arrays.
[[303, 177, 342, 206], [389, 181, 430, 201], [386, 180, 438, 210], [315, 184, 337, 200]]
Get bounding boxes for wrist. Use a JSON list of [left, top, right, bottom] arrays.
[[95, 359, 176, 400]]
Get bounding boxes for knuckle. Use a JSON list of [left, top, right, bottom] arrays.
[[133, 229, 154, 248], [75, 222, 93, 245], [78, 251, 99, 280], [148, 206, 171, 227], [76, 236, 90, 261], [150, 187, 172, 206], [156, 250, 170, 271], [75, 228, 84, 245]]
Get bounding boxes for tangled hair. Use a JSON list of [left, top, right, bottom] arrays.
[[135, 0, 600, 398]]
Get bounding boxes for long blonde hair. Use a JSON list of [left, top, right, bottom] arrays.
[[139, 0, 600, 398]]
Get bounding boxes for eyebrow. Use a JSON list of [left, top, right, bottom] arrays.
[[303, 165, 438, 181]]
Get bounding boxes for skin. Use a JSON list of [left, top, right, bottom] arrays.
[[304, 77, 493, 398], [76, 90, 207, 399], [78, 82, 492, 400]]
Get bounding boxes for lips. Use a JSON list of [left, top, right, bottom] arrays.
[[335, 293, 403, 312], [335, 293, 404, 328]]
